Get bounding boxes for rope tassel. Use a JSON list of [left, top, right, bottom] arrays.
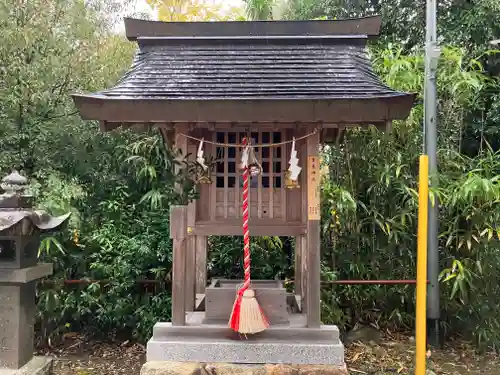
[[228, 137, 269, 334]]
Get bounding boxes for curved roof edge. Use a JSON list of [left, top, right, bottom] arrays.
[[0, 211, 71, 232], [123, 15, 382, 41]]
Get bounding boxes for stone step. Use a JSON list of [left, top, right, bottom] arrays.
[[152, 322, 340, 342], [147, 337, 345, 365]]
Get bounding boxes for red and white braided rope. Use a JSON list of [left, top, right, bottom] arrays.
[[241, 137, 251, 292], [228, 136, 269, 333]]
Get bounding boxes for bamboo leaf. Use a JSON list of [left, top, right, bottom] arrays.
[[450, 280, 459, 300], [487, 228, 493, 241]]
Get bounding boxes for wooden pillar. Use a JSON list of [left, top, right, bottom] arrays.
[[385, 120, 393, 133], [170, 205, 187, 326], [195, 235, 208, 294], [171, 124, 189, 325], [185, 135, 197, 311], [300, 129, 309, 314], [185, 236, 196, 311], [294, 236, 302, 296], [306, 129, 321, 328], [300, 235, 308, 313]]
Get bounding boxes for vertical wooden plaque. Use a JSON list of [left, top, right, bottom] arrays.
[[307, 156, 320, 221]]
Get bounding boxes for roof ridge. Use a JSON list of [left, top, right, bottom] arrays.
[[136, 34, 369, 46]]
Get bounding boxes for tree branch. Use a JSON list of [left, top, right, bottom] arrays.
[[33, 110, 79, 126]]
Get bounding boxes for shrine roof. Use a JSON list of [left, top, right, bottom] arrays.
[[72, 16, 416, 124]]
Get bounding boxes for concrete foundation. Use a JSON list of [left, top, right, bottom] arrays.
[[146, 312, 345, 366], [141, 361, 348, 375], [0, 357, 52, 375]]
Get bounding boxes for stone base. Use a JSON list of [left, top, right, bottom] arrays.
[[0, 357, 52, 375], [147, 337, 344, 365], [147, 314, 344, 365], [141, 361, 348, 375]]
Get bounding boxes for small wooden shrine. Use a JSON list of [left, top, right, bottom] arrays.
[[72, 15, 414, 367]]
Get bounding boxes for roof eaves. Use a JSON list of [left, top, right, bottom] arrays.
[[124, 16, 382, 41], [71, 92, 417, 123]]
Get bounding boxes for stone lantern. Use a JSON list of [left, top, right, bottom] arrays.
[[0, 171, 70, 373]]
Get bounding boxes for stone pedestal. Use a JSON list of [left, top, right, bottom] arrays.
[[0, 265, 52, 370], [146, 312, 345, 368], [0, 357, 52, 375]]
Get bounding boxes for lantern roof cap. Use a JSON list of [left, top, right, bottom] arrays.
[[0, 211, 71, 233], [1, 170, 28, 195]]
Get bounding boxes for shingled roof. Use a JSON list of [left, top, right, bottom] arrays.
[[72, 16, 415, 124]]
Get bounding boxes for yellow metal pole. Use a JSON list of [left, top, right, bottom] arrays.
[[415, 154, 429, 375]]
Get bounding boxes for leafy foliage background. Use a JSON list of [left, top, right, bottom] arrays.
[[0, 0, 499, 350]]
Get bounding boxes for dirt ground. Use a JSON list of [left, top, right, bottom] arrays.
[[39, 333, 500, 375], [40, 336, 145, 375]]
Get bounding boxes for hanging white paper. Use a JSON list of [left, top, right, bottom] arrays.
[[196, 138, 208, 170], [288, 137, 302, 181], [241, 144, 250, 168]]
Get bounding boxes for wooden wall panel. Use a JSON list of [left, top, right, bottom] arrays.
[[195, 235, 208, 294]]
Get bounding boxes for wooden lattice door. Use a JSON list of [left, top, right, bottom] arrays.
[[212, 131, 287, 221]]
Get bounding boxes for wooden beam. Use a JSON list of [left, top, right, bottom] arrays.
[[98, 121, 122, 132], [190, 223, 305, 236], [123, 123, 150, 132], [195, 235, 208, 294], [123, 16, 383, 40], [306, 128, 321, 328], [73, 94, 416, 124], [98, 121, 388, 133], [170, 205, 187, 326]]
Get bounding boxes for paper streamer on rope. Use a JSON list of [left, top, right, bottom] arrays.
[[288, 137, 302, 181], [196, 138, 207, 170]]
